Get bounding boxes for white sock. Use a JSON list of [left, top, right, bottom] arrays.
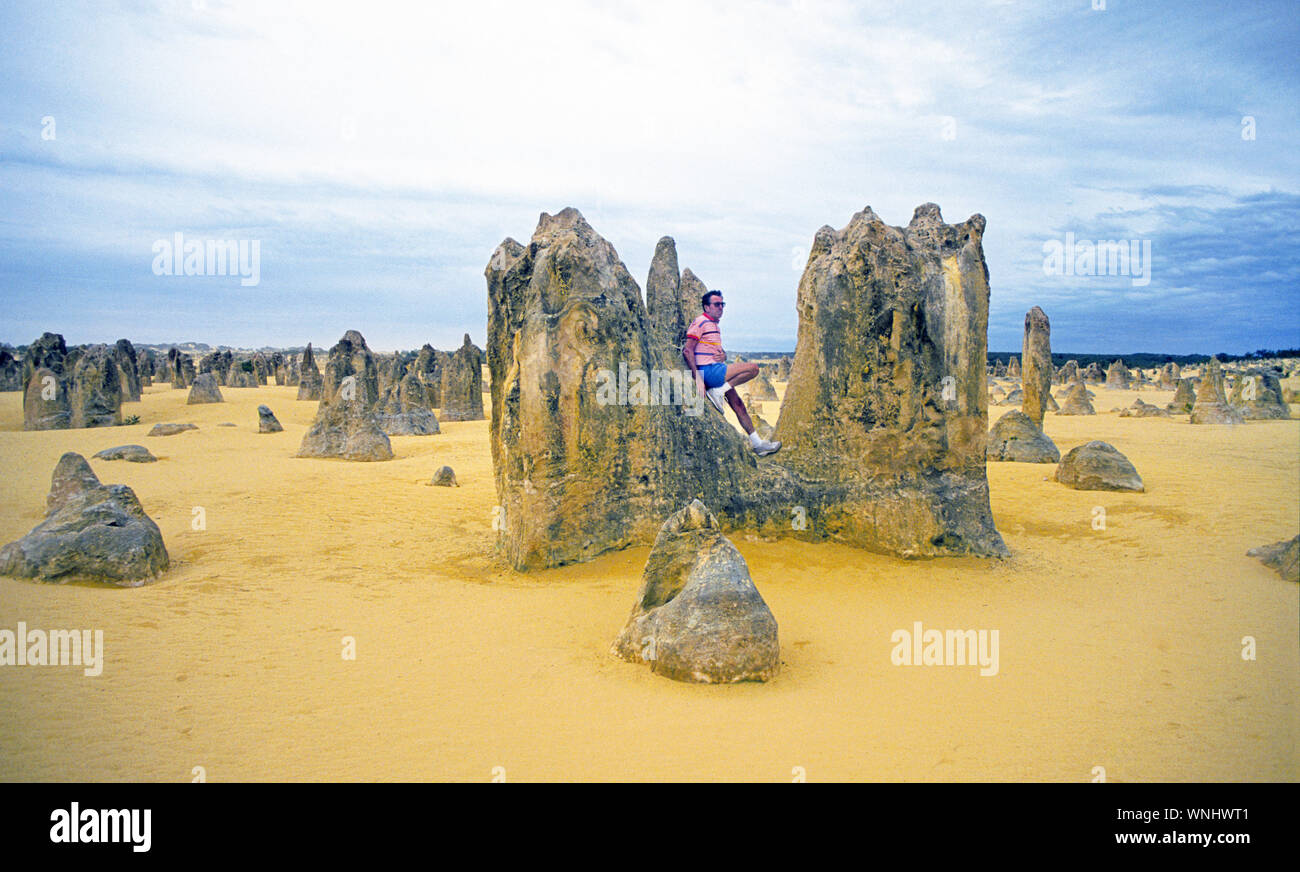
[[749, 431, 763, 446], [715, 381, 731, 393]]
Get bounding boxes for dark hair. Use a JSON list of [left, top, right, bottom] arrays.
[[702, 290, 722, 309]]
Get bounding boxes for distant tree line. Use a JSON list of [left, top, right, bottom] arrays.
[[988, 349, 1300, 369]]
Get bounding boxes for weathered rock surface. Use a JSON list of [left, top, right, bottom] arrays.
[[774, 203, 1007, 557], [296, 382, 393, 461], [1119, 398, 1171, 418], [1190, 358, 1243, 424], [1227, 370, 1290, 420], [69, 345, 123, 428], [486, 206, 1007, 569], [987, 410, 1060, 463], [646, 236, 687, 349], [611, 500, 779, 683], [297, 342, 324, 401], [486, 210, 799, 570], [1167, 378, 1197, 413], [1056, 382, 1096, 415], [1021, 307, 1052, 427], [167, 348, 191, 389], [1055, 441, 1144, 492], [1246, 535, 1299, 582], [93, 445, 157, 463], [148, 422, 197, 436], [199, 350, 233, 385], [413, 344, 445, 407], [187, 373, 224, 404], [678, 268, 709, 346], [439, 334, 485, 421], [322, 331, 380, 408], [113, 339, 142, 402], [376, 372, 441, 435], [1158, 362, 1180, 390], [1104, 359, 1131, 389], [1058, 360, 1079, 385], [258, 405, 283, 433], [430, 466, 458, 487], [749, 371, 778, 401], [23, 367, 70, 430], [225, 367, 258, 388], [0, 349, 21, 391], [1006, 356, 1020, 378], [998, 387, 1023, 405], [21, 332, 68, 389], [0, 452, 168, 585]]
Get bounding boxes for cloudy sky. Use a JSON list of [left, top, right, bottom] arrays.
[[1, 0, 1296, 354]]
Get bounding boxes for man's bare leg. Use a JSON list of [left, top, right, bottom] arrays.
[[725, 389, 754, 434], [725, 362, 759, 387]]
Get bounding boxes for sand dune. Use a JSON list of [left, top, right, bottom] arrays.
[[0, 382, 1296, 781]]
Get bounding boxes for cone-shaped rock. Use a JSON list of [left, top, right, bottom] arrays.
[[612, 500, 779, 683], [0, 452, 168, 585], [113, 339, 142, 402], [485, 209, 801, 570], [23, 367, 70, 430], [69, 345, 123, 428], [1056, 381, 1096, 415], [1021, 306, 1051, 426], [21, 332, 68, 389], [1055, 441, 1144, 492], [1190, 358, 1243, 424], [1227, 370, 1290, 420], [1082, 362, 1104, 383], [1105, 359, 1131, 388], [1167, 378, 1196, 413], [773, 203, 1007, 558], [439, 334, 484, 421], [430, 466, 458, 487], [679, 268, 709, 344], [1058, 360, 1079, 385], [413, 344, 444, 407], [1158, 362, 1180, 390], [297, 382, 393, 461], [749, 371, 778, 401], [987, 410, 1059, 462], [297, 343, 324, 400], [1007, 356, 1020, 378], [187, 373, 224, 404], [322, 331, 379, 408], [646, 237, 686, 348], [258, 404, 283, 433]]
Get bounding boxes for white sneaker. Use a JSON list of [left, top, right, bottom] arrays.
[[705, 385, 729, 415], [750, 436, 781, 456]]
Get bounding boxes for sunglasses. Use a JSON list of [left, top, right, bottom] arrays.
[[709, 301, 726, 308]]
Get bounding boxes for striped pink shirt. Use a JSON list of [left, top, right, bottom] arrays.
[[686, 313, 725, 365]]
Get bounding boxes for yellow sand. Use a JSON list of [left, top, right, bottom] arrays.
[[0, 381, 1296, 782]]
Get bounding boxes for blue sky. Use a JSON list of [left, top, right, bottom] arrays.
[[1, 0, 1296, 354]]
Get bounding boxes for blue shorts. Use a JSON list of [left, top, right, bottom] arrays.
[[698, 362, 728, 389]]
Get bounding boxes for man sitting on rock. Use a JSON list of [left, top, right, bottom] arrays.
[[683, 289, 781, 456]]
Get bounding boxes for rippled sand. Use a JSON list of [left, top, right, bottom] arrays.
[[0, 380, 1296, 781]]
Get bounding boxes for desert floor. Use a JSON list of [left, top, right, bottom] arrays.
[[0, 379, 1296, 782]]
